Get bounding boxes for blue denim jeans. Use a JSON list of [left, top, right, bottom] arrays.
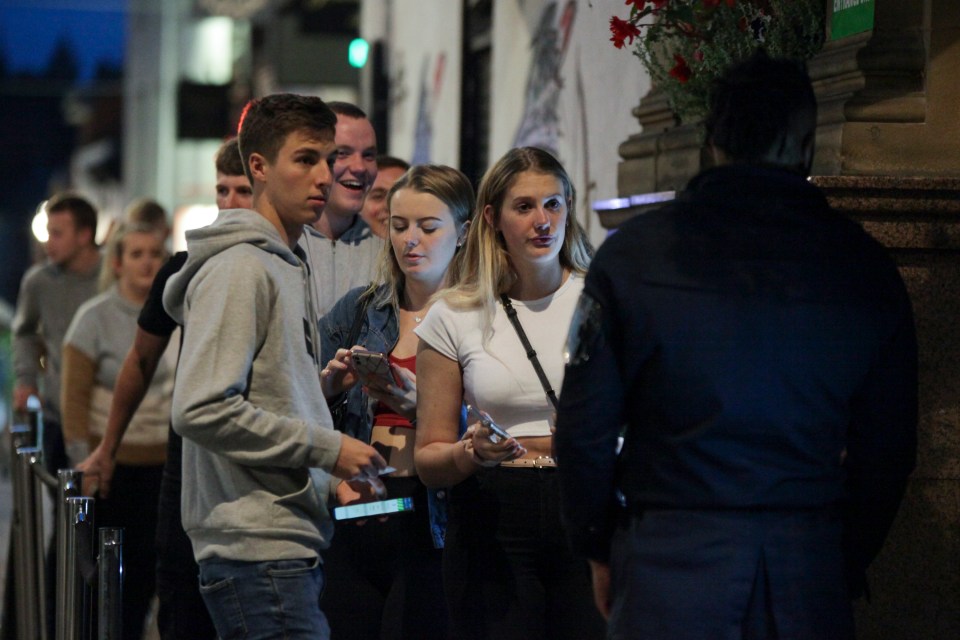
[[198, 557, 329, 640]]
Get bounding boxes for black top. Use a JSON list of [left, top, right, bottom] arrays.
[[138, 251, 187, 337], [556, 164, 917, 591]]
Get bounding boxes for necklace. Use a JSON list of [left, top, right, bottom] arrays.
[[414, 315, 423, 323]]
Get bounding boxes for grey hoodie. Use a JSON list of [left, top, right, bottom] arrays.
[[163, 209, 342, 563]]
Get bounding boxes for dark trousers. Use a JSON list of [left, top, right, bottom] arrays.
[[443, 467, 605, 640], [320, 476, 448, 640], [92, 463, 164, 640], [154, 429, 216, 640]]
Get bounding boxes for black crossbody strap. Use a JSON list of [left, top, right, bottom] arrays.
[[500, 294, 560, 411], [345, 290, 373, 348]]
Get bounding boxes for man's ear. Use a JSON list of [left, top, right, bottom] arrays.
[[249, 153, 269, 182]]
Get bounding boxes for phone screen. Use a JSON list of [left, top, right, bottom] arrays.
[[332, 497, 415, 521]]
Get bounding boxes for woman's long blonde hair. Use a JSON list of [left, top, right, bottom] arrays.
[[364, 164, 475, 310], [441, 147, 592, 328]]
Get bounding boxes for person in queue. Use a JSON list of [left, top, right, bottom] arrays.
[[162, 94, 386, 639], [360, 155, 411, 239], [317, 163, 472, 639], [413, 147, 605, 640], [61, 221, 171, 640], [75, 136, 251, 640]]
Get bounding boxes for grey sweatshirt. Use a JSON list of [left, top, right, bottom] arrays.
[[299, 215, 382, 316], [12, 258, 101, 423], [162, 209, 343, 563]]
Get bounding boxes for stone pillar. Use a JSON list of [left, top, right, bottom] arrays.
[[611, 2, 960, 637]]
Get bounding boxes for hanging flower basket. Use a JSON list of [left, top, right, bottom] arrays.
[[611, 0, 825, 122]]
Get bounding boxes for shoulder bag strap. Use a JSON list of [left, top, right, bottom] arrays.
[[499, 294, 560, 412], [344, 288, 373, 348]]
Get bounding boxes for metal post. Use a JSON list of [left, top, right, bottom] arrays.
[[97, 528, 123, 640], [26, 394, 44, 452], [63, 497, 94, 640], [56, 470, 84, 640], [11, 447, 44, 640]]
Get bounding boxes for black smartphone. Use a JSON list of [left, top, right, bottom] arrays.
[[466, 404, 512, 444]]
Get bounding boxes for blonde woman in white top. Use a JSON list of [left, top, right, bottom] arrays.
[[414, 147, 604, 640]]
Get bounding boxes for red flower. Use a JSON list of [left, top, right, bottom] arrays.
[[610, 16, 641, 49], [669, 54, 692, 83], [624, 0, 645, 9]]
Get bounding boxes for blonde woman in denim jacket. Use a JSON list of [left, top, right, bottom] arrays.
[[318, 164, 472, 640]]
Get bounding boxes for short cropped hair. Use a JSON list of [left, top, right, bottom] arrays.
[[124, 198, 168, 231], [215, 137, 245, 177], [237, 94, 337, 183], [705, 50, 817, 171], [377, 155, 410, 173], [327, 101, 368, 120], [46, 193, 98, 245]]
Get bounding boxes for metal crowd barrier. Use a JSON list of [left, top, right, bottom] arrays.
[[5, 401, 124, 640]]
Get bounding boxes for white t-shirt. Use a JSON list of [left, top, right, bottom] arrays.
[[415, 274, 583, 438]]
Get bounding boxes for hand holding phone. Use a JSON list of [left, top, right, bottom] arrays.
[[351, 350, 397, 389], [466, 404, 512, 444]]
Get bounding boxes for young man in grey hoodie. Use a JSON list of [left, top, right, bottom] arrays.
[[162, 93, 387, 639]]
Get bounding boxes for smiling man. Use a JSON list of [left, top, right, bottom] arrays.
[[162, 94, 387, 639], [300, 102, 383, 315]]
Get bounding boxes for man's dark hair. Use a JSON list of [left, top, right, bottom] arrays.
[[46, 193, 98, 244], [215, 137, 246, 177], [327, 101, 368, 120], [237, 94, 337, 183], [705, 50, 817, 172], [377, 155, 410, 172]]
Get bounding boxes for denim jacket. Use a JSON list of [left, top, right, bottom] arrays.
[[319, 284, 461, 548]]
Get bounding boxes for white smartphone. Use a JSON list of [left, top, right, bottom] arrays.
[[465, 404, 512, 444], [332, 497, 414, 521]]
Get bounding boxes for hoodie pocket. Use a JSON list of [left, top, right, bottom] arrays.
[[270, 470, 322, 525]]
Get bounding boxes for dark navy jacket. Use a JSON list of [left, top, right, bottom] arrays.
[[556, 165, 917, 593]]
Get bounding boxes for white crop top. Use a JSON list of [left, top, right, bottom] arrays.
[[415, 274, 583, 438]]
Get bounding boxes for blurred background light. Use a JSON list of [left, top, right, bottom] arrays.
[[348, 37, 369, 69]]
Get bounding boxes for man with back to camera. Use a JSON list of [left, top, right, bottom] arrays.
[[300, 101, 383, 315], [556, 51, 917, 640], [162, 94, 387, 638], [75, 136, 251, 640]]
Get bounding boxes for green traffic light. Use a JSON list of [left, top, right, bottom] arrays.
[[349, 38, 369, 69]]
